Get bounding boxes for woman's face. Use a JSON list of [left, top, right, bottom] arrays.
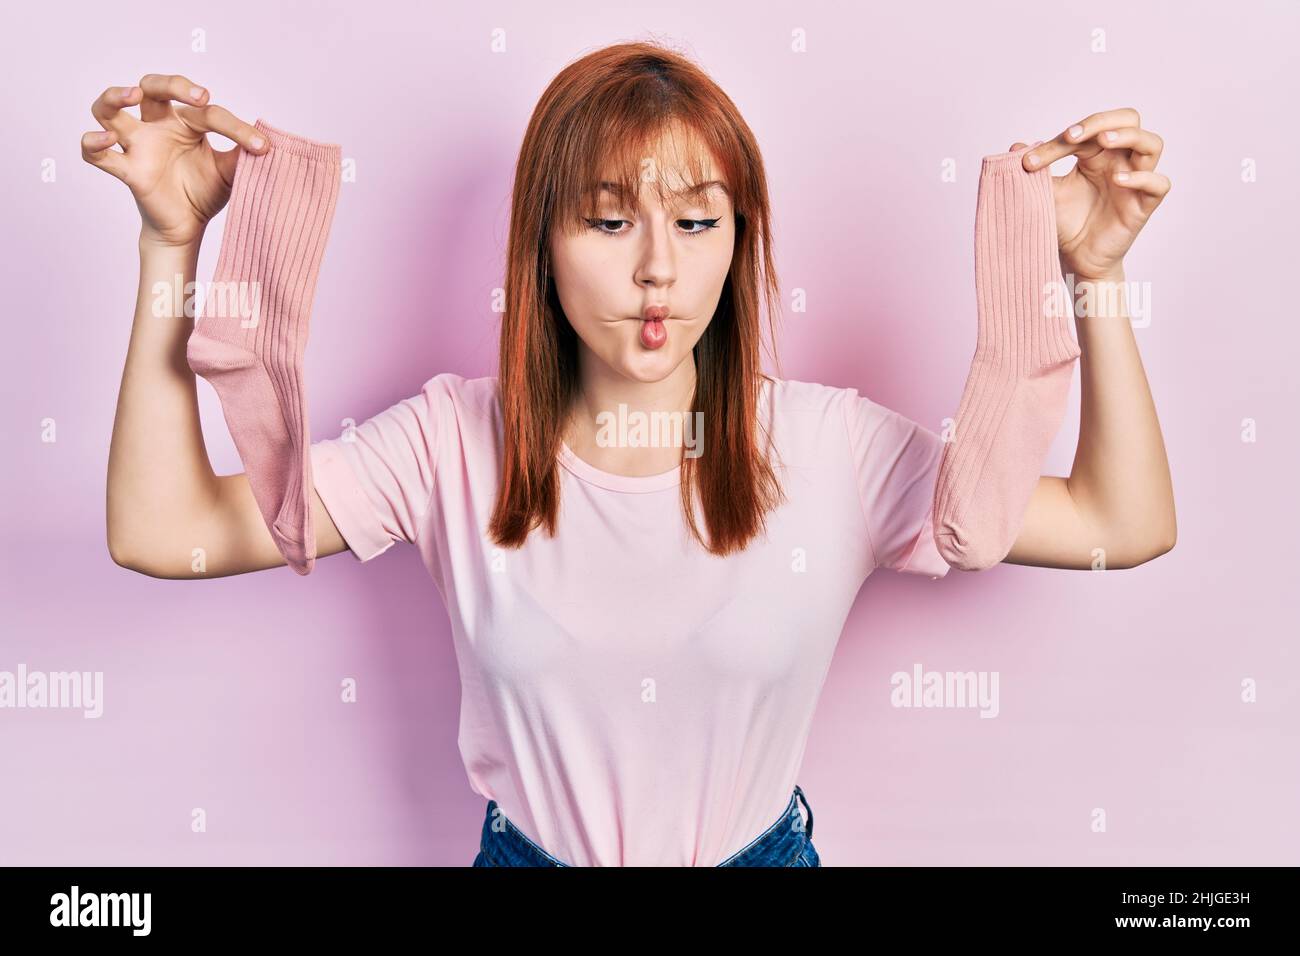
[[547, 138, 736, 385]]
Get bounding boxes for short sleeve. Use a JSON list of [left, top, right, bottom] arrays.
[[842, 390, 951, 579], [309, 377, 444, 562]]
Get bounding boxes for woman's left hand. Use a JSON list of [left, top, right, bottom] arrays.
[[1013, 107, 1171, 283]]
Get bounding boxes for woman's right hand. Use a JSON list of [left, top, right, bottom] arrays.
[[82, 73, 269, 248]]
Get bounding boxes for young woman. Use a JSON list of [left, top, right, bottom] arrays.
[[89, 42, 1174, 866]]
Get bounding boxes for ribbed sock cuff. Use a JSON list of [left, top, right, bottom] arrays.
[[972, 142, 1081, 370], [253, 118, 342, 163]]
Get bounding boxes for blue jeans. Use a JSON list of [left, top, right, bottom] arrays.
[[472, 784, 820, 867]]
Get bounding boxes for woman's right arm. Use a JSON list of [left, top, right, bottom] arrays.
[[91, 74, 346, 578]]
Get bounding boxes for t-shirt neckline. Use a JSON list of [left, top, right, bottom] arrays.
[[557, 441, 683, 493]]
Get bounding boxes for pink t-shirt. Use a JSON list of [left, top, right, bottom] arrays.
[[309, 373, 950, 865]]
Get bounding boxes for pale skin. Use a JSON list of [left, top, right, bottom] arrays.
[[1006, 107, 1176, 569], [549, 120, 733, 479], [92, 75, 347, 578], [92, 76, 1171, 576]]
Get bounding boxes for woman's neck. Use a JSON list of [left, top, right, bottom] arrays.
[[562, 352, 699, 477]]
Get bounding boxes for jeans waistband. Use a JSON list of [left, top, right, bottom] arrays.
[[717, 784, 814, 866], [474, 784, 815, 867]]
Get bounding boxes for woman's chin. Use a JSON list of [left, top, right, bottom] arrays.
[[616, 346, 685, 382]]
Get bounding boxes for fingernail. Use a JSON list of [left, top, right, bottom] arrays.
[[250, 136, 265, 150], [1026, 152, 1040, 167], [190, 86, 205, 100], [1104, 130, 1118, 142], [1068, 124, 1084, 139], [1116, 171, 1129, 182]]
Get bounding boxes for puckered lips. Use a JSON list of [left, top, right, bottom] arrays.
[[639, 304, 670, 349]]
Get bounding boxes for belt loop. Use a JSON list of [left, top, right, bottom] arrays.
[[794, 784, 814, 841]]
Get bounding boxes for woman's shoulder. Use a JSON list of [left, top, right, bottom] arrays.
[[761, 375, 934, 464], [763, 375, 921, 426], [761, 375, 876, 419], [412, 371, 502, 422], [763, 375, 849, 403], [757, 376, 864, 464]]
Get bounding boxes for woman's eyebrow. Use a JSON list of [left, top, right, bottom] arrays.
[[597, 180, 730, 202], [679, 180, 730, 200]]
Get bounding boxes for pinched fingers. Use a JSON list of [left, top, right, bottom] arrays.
[[1024, 107, 1142, 169], [91, 86, 141, 138], [137, 73, 210, 121], [174, 103, 267, 154], [1094, 127, 1164, 171], [81, 129, 127, 181]]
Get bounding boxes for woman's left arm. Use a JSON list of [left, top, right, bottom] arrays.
[[1002, 107, 1176, 571]]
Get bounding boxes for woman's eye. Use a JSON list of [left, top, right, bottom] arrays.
[[585, 218, 628, 235], [583, 217, 721, 238], [679, 218, 721, 235]]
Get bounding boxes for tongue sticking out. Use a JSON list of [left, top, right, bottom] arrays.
[[640, 305, 669, 349], [640, 317, 667, 349]]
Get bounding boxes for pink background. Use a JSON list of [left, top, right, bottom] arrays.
[[2, 0, 1296, 865]]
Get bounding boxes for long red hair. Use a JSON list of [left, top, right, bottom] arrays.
[[489, 40, 785, 556]]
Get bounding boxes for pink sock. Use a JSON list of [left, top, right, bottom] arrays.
[[186, 119, 341, 575], [932, 144, 1081, 570]]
